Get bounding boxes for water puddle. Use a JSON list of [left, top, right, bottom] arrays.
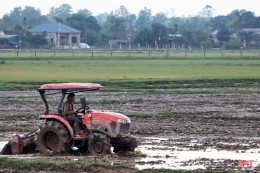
[[0, 141, 8, 152], [131, 137, 260, 170]]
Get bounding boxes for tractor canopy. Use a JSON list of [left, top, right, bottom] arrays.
[[38, 83, 102, 115], [39, 83, 102, 91]]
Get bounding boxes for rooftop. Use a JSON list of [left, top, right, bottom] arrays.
[[29, 23, 81, 34], [241, 28, 260, 33], [0, 35, 18, 39]]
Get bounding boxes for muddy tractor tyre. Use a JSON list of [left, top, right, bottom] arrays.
[[111, 137, 139, 153], [88, 133, 111, 155], [36, 121, 70, 155]]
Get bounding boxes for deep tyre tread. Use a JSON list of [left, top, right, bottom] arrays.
[[88, 133, 111, 155], [36, 121, 70, 155]]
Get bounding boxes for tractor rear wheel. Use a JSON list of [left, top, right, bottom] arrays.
[[88, 133, 111, 155], [36, 121, 70, 154]]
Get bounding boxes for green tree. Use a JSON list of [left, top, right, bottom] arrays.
[[84, 30, 101, 46], [151, 22, 168, 45], [66, 14, 102, 45], [105, 13, 126, 39], [8, 6, 48, 29], [22, 32, 48, 48], [114, 5, 129, 18], [67, 14, 101, 32], [199, 5, 215, 18], [96, 13, 109, 27], [224, 39, 241, 49], [253, 17, 260, 27], [1, 15, 16, 30], [77, 9, 92, 18], [134, 29, 153, 46], [152, 12, 168, 25], [48, 4, 72, 21], [239, 31, 254, 43], [136, 7, 152, 31], [217, 27, 231, 42]]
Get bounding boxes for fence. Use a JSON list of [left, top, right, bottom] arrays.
[[1, 48, 260, 58]]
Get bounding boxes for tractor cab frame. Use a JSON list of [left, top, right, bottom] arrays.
[[38, 83, 102, 116]]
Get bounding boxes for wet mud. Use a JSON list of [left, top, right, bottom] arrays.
[[0, 89, 260, 171]]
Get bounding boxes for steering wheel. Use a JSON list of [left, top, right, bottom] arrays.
[[76, 107, 84, 113]]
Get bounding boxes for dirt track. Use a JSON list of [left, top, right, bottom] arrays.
[[0, 88, 260, 172]]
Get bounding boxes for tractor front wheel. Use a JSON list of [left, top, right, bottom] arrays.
[[36, 121, 70, 154], [87, 133, 111, 155]]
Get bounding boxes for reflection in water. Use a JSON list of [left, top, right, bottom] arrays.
[[0, 141, 8, 152], [133, 137, 260, 170]]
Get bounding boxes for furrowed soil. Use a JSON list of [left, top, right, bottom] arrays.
[[0, 88, 260, 172]]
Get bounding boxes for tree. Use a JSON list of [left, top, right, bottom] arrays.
[[67, 14, 101, 32], [2, 6, 48, 30], [134, 29, 153, 46], [224, 39, 241, 49], [48, 4, 72, 21], [227, 10, 256, 31], [152, 12, 168, 25], [1, 15, 16, 30], [14, 24, 23, 31], [22, 32, 48, 48], [151, 22, 168, 45], [253, 17, 260, 27], [77, 9, 92, 17], [239, 11, 256, 28], [217, 27, 231, 42], [96, 13, 109, 27], [115, 5, 129, 18], [200, 40, 212, 49], [84, 30, 102, 46], [105, 13, 126, 39], [199, 5, 215, 18], [239, 31, 254, 43], [125, 14, 136, 32], [182, 30, 209, 48], [66, 14, 102, 45], [136, 7, 152, 31]]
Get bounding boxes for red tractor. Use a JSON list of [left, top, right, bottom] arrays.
[[1, 83, 138, 155]]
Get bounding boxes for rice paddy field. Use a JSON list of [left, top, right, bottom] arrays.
[[1, 49, 260, 172], [0, 49, 260, 88]]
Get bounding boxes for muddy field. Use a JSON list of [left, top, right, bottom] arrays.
[[0, 88, 260, 172]]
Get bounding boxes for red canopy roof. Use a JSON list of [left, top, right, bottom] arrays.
[[40, 83, 102, 90]]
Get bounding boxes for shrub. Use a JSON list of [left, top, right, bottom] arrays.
[[224, 39, 242, 50]]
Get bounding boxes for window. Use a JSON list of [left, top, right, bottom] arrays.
[[72, 36, 77, 43]]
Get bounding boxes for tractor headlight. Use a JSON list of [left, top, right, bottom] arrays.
[[117, 118, 130, 124]]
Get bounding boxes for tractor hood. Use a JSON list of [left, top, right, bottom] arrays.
[[91, 111, 130, 122]]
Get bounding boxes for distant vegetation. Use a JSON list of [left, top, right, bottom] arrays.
[[0, 50, 260, 90], [0, 4, 260, 48]]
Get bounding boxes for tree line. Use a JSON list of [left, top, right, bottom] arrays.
[[0, 4, 260, 48]]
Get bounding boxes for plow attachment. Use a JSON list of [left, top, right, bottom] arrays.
[[1, 132, 37, 155]]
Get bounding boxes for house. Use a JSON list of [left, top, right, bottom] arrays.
[[241, 28, 260, 48], [29, 23, 81, 47], [168, 33, 183, 49], [0, 31, 19, 49], [241, 28, 260, 33], [209, 29, 239, 47]]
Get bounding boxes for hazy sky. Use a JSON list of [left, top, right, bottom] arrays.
[[1, 0, 260, 17]]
